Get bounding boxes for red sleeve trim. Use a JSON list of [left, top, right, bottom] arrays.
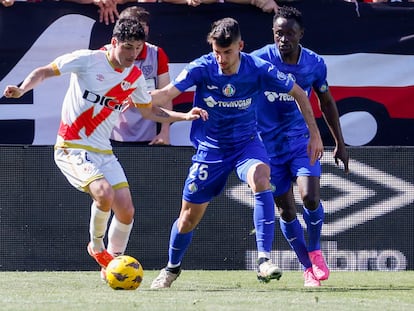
[[157, 47, 169, 75]]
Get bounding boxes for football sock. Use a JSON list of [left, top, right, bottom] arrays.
[[89, 202, 111, 252], [253, 190, 275, 255], [303, 203, 324, 252], [107, 217, 133, 257], [168, 219, 193, 267], [279, 218, 312, 269], [165, 266, 181, 274], [257, 257, 269, 266]]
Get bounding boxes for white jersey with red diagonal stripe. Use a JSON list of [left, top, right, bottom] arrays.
[[52, 49, 151, 153]]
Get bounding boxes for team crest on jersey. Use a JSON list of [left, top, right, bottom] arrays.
[[188, 182, 198, 193], [141, 65, 153, 77], [121, 80, 131, 91], [222, 84, 236, 97], [277, 70, 287, 81], [319, 82, 329, 92], [96, 74, 105, 82]]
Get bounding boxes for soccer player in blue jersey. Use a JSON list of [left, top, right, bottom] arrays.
[[149, 17, 324, 289], [251, 6, 349, 287]]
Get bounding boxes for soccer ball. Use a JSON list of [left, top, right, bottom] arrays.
[[105, 255, 144, 290]]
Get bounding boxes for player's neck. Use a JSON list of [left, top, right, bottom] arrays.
[[106, 52, 125, 72], [281, 46, 301, 65]]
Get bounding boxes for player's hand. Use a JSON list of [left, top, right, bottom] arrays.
[[186, 0, 202, 7], [149, 132, 170, 146], [185, 107, 208, 121], [307, 134, 324, 165], [251, 0, 279, 13], [94, 0, 119, 25], [1, 0, 14, 7], [98, 5, 119, 25], [333, 144, 349, 173], [3, 85, 24, 98]]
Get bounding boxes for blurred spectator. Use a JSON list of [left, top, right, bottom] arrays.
[[229, 0, 279, 13], [123, 0, 280, 14], [347, 0, 413, 2], [1, 0, 15, 7], [0, 0, 119, 23], [108, 6, 173, 145], [64, 0, 119, 25]]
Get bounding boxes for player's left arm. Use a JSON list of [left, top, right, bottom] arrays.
[[316, 89, 349, 173]]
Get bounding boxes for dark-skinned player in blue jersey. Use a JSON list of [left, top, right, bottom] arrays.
[[251, 6, 349, 287]]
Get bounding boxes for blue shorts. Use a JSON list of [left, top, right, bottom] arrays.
[[183, 136, 269, 204], [269, 134, 321, 197]]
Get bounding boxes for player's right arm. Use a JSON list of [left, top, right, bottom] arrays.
[[3, 64, 58, 99], [289, 83, 324, 165], [137, 83, 207, 123], [150, 82, 181, 107]]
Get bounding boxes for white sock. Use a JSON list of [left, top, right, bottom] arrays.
[[89, 202, 111, 252], [107, 217, 133, 257], [258, 252, 270, 260]]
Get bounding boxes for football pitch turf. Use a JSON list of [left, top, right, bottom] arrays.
[[0, 271, 413, 311]]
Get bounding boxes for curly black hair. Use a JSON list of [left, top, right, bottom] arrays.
[[112, 18, 146, 42], [273, 6, 304, 29]]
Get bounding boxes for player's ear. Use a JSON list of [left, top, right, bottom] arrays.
[[239, 40, 244, 51], [111, 37, 118, 48]]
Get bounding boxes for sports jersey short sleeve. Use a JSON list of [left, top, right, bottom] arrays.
[[52, 49, 151, 153], [251, 44, 328, 157], [157, 46, 169, 76], [172, 52, 294, 149]]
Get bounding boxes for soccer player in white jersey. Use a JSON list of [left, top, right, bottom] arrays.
[[251, 6, 349, 287], [149, 17, 323, 289], [3, 17, 207, 279]]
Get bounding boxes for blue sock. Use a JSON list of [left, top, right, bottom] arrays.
[[279, 218, 312, 269], [302, 203, 324, 252], [168, 219, 193, 266], [253, 190, 275, 255]]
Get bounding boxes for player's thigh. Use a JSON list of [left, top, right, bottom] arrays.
[[290, 155, 321, 178], [235, 136, 270, 184], [182, 161, 232, 204], [99, 154, 129, 188], [54, 148, 105, 192], [269, 159, 293, 197]]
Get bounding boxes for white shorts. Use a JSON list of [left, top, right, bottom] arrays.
[[54, 148, 128, 192]]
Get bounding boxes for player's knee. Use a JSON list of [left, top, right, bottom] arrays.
[[249, 164, 271, 192], [91, 183, 115, 210], [177, 217, 196, 233], [278, 207, 297, 222], [303, 195, 319, 210]]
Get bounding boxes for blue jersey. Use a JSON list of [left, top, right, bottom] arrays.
[[251, 44, 329, 158], [173, 51, 294, 150]]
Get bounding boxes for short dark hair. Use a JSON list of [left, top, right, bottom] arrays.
[[273, 6, 304, 29], [119, 6, 150, 26], [112, 18, 146, 42], [207, 17, 241, 48]]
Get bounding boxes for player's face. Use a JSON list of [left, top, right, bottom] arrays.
[[273, 17, 303, 58], [110, 38, 145, 69], [211, 40, 243, 75]]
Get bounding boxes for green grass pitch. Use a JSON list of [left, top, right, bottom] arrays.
[[0, 271, 413, 311]]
